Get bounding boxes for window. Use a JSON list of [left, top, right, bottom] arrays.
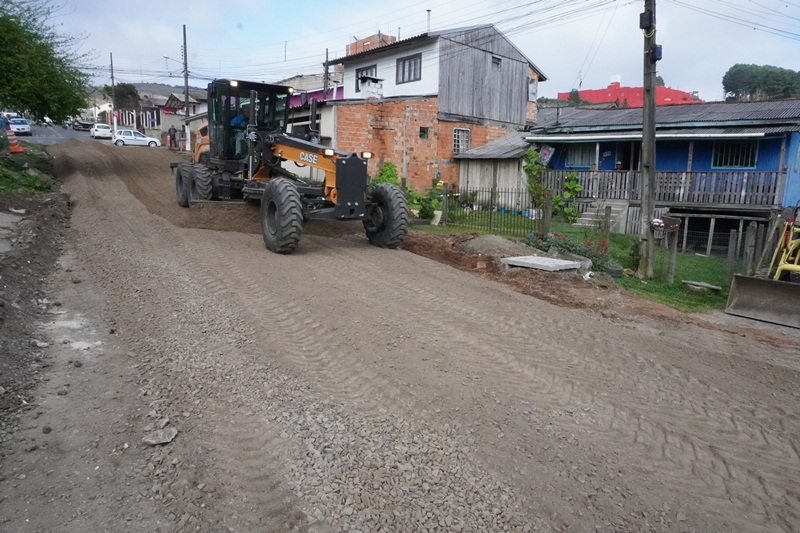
[[396, 53, 422, 84], [453, 128, 470, 154], [419, 127, 429, 139], [713, 141, 757, 168], [566, 144, 595, 167], [355, 64, 377, 92], [528, 78, 538, 102], [491, 56, 502, 71]]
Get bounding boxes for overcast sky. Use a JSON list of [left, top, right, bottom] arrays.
[[53, 0, 799, 102]]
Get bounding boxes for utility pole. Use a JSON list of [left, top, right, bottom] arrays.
[[110, 52, 116, 129], [639, 0, 661, 277], [323, 48, 329, 100], [182, 25, 190, 152]]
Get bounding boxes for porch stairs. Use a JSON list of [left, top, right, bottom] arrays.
[[572, 200, 629, 234]]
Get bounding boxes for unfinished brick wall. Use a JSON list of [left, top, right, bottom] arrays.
[[335, 98, 516, 192]]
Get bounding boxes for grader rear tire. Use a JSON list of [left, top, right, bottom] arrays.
[[192, 164, 213, 201], [175, 162, 192, 207], [261, 178, 304, 254], [363, 183, 409, 248]]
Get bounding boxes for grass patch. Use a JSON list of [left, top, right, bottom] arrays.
[[433, 215, 732, 313], [0, 143, 54, 196]]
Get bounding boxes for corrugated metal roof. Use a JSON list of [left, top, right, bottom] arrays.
[[455, 132, 530, 159], [525, 125, 800, 142], [531, 100, 800, 132]]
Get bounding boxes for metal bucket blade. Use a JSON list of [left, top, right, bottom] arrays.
[[725, 274, 800, 329]]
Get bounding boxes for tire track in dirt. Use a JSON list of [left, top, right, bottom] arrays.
[[301, 237, 800, 529]]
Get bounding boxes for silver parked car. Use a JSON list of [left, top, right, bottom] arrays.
[[90, 123, 113, 139], [113, 129, 161, 147], [9, 118, 32, 136]]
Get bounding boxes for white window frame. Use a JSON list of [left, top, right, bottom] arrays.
[[396, 53, 422, 84], [453, 128, 471, 154], [528, 78, 538, 102]]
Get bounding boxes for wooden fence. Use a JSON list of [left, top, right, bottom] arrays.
[[541, 170, 784, 206]]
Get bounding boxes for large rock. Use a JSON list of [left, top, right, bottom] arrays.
[[455, 235, 537, 258]]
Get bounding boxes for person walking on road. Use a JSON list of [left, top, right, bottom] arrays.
[[168, 125, 177, 150]]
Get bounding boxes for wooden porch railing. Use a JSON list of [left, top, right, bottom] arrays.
[[541, 170, 784, 206]]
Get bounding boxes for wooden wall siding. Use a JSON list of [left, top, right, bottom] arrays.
[[445, 27, 529, 62], [460, 159, 525, 191], [541, 170, 784, 206], [438, 33, 528, 126]]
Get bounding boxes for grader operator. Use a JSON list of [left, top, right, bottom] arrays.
[[171, 79, 407, 254]]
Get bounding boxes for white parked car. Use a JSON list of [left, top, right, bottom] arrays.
[[113, 129, 161, 147], [90, 123, 113, 139], [8, 118, 32, 136]]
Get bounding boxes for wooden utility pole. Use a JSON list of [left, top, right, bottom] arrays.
[[110, 53, 116, 129], [182, 25, 190, 152], [323, 49, 329, 100], [639, 0, 660, 277]]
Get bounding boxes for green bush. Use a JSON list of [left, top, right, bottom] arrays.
[[552, 172, 582, 223], [418, 182, 443, 219], [370, 161, 400, 186]]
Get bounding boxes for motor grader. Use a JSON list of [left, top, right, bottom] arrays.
[[171, 78, 407, 254]]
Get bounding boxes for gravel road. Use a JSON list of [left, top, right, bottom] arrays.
[[1, 140, 799, 532]]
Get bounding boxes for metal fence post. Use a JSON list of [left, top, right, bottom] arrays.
[[441, 183, 449, 228]]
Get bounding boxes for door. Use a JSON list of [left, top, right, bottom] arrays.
[[131, 131, 148, 146]]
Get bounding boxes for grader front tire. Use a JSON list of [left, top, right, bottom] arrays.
[[261, 178, 304, 254], [175, 162, 193, 208], [192, 164, 213, 201], [363, 183, 409, 248]]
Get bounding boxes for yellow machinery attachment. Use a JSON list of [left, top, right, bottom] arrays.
[[725, 216, 800, 329]]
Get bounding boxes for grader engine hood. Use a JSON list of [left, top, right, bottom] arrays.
[[268, 135, 369, 219]]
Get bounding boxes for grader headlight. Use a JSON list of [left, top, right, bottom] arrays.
[[361, 151, 373, 159], [323, 148, 335, 157]]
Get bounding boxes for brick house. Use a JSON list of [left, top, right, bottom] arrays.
[[324, 24, 547, 192]]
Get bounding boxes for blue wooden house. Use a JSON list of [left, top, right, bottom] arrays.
[[520, 100, 800, 249]]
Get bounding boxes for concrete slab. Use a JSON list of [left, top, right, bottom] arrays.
[[501, 255, 581, 272], [0, 211, 23, 254]]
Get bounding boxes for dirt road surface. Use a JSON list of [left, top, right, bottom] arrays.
[[1, 140, 799, 532]]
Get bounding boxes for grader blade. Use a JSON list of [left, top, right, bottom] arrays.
[[724, 274, 800, 329]]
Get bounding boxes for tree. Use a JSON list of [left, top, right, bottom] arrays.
[[0, 0, 90, 122], [102, 83, 140, 112], [722, 64, 800, 101], [568, 89, 582, 104], [655, 75, 665, 87]]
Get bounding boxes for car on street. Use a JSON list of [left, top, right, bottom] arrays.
[[72, 119, 94, 131], [90, 123, 113, 139], [9, 118, 32, 136], [113, 129, 161, 147]]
